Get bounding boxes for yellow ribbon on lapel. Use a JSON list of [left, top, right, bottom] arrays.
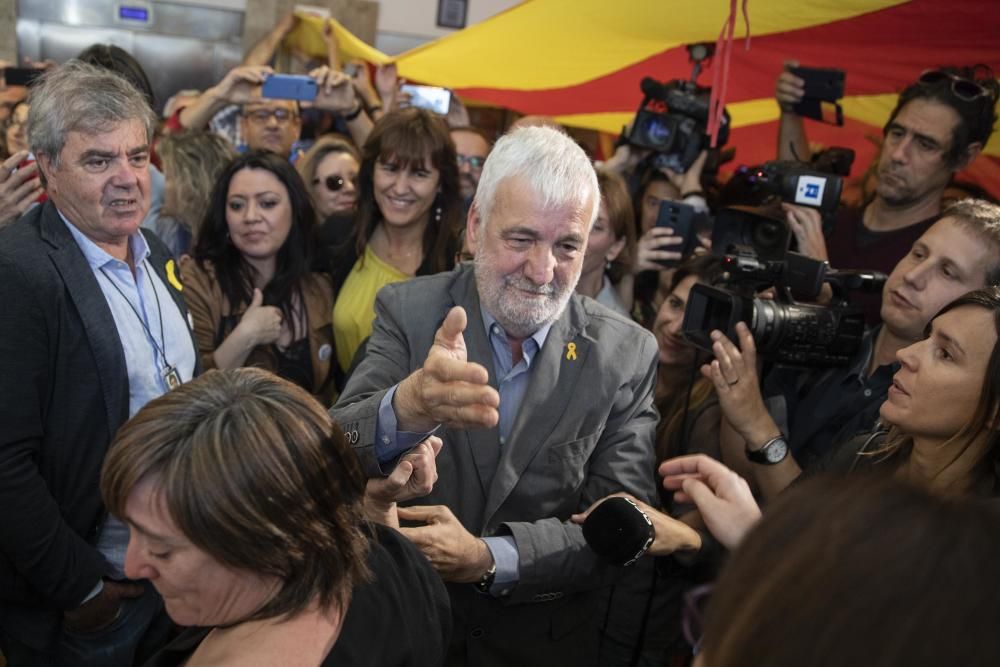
[[165, 259, 183, 291], [565, 342, 577, 361]]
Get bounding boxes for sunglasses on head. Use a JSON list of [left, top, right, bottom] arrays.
[[918, 70, 992, 102], [314, 175, 353, 192]]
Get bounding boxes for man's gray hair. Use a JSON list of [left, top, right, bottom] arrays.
[[28, 59, 157, 164], [472, 126, 599, 228]]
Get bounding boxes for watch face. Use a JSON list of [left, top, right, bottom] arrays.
[[765, 437, 789, 463]]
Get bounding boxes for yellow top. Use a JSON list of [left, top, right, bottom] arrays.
[[333, 245, 410, 372]]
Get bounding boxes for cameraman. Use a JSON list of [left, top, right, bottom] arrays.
[[775, 62, 998, 321], [711, 200, 1000, 498]]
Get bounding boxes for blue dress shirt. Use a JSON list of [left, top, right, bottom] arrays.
[[374, 306, 552, 595], [62, 215, 196, 580]]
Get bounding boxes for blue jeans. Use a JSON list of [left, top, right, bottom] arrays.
[[0, 581, 172, 667]]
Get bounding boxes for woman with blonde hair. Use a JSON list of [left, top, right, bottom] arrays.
[[296, 134, 361, 222], [158, 130, 235, 256]]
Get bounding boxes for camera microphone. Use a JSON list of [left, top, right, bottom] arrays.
[[582, 496, 654, 566], [640, 77, 668, 100]]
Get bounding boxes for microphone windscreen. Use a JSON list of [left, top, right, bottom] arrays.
[[582, 496, 654, 566], [640, 77, 667, 100]]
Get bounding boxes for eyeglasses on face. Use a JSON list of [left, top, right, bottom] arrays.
[[313, 175, 355, 192], [918, 70, 992, 102], [456, 154, 486, 169], [244, 108, 297, 124]]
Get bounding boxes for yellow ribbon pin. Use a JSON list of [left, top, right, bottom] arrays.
[[165, 259, 183, 292], [566, 342, 577, 361]]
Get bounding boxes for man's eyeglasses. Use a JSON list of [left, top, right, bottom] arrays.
[[918, 70, 993, 102], [313, 175, 354, 192], [457, 154, 486, 170], [244, 108, 297, 125]]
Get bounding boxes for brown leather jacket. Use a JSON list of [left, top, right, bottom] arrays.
[[179, 256, 335, 402]]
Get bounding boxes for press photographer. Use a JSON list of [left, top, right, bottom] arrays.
[[610, 44, 732, 327], [700, 200, 1000, 497], [775, 61, 999, 323], [682, 206, 881, 369]]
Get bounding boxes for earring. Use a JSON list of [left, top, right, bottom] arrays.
[[434, 204, 443, 224]]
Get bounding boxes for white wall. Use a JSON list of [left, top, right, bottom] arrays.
[[166, 0, 521, 54], [375, 0, 521, 54]]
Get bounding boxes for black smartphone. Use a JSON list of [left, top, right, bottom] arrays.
[[789, 67, 846, 127], [789, 66, 845, 101], [3, 68, 43, 87], [654, 200, 704, 267]]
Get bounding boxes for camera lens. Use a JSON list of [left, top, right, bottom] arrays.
[[642, 117, 674, 149], [752, 220, 783, 249]]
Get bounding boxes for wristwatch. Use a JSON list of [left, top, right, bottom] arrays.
[[474, 561, 497, 594], [746, 435, 789, 465]]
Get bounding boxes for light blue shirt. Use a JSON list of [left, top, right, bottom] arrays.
[[374, 307, 552, 596], [62, 214, 196, 580]]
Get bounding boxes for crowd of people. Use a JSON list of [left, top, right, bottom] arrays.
[[1, 14, 999, 667]]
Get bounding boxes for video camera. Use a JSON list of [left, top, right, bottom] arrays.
[[681, 207, 885, 367], [623, 44, 730, 173], [737, 161, 844, 214]]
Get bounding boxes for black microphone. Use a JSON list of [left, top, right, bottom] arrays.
[[582, 496, 654, 566]]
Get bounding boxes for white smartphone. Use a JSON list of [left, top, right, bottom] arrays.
[[400, 84, 451, 115]]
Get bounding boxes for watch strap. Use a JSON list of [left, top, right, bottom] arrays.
[[474, 561, 497, 594], [746, 435, 788, 465]]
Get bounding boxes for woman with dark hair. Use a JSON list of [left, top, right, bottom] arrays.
[[329, 107, 460, 376], [575, 169, 637, 316], [652, 255, 726, 478], [76, 44, 156, 110], [101, 368, 450, 666], [709, 285, 1000, 495], [180, 151, 336, 400], [694, 475, 1000, 667]]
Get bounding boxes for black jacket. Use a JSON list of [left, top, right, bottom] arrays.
[[0, 202, 197, 650]]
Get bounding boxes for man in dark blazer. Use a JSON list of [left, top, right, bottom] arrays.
[[332, 126, 660, 666], [0, 61, 198, 665]]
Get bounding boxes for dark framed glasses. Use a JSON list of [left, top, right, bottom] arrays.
[[918, 70, 992, 102], [457, 154, 486, 170], [313, 175, 354, 192], [244, 108, 297, 124]]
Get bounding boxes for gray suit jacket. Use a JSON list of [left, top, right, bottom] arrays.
[[331, 264, 659, 664]]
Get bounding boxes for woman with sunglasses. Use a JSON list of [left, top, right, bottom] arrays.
[[328, 108, 461, 379], [180, 151, 337, 400], [297, 135, 361, 221]]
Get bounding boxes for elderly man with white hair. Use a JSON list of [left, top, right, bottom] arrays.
[[331, 126, 659, 665]]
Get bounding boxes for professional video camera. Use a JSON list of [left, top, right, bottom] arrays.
[[681, 207, 885, 367], [737, 161, 844, 214], [623, 44, 731, 173]]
